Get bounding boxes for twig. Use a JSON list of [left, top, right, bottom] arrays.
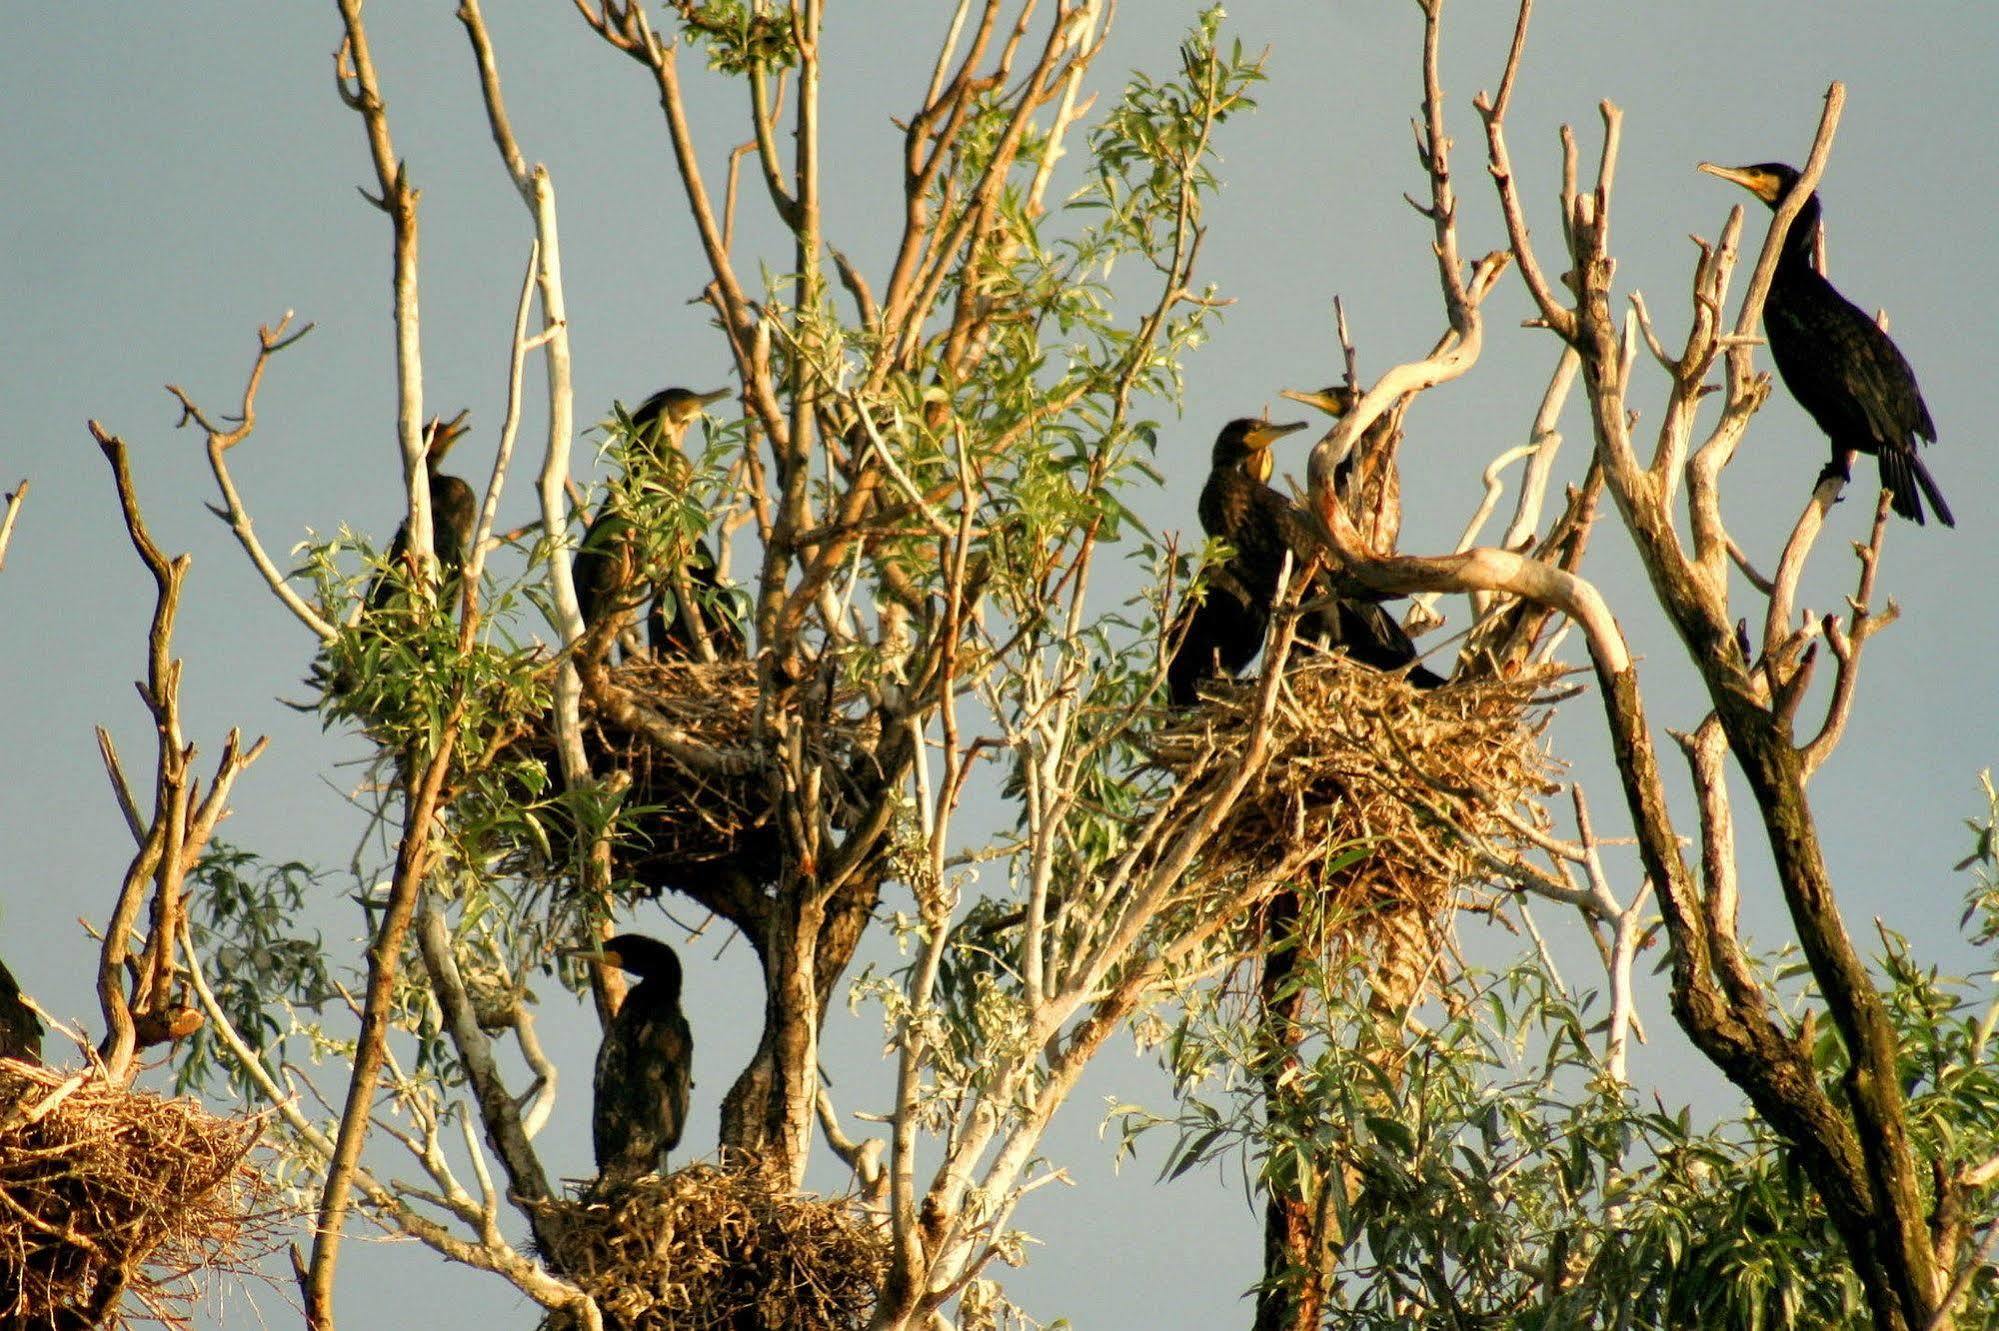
[[1800, 490, 1897, 778], [0, 479, 26, 571], [178, 314, 336, 640], [334, 2, 431, 600]]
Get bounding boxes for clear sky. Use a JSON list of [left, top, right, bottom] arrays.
[[4, 4, 1997, 1327]]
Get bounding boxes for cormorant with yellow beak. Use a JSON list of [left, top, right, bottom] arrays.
[[1699, 161, 1951, 526], [1168, 416, 1442, 703]]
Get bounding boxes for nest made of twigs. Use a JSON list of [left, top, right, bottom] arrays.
[[531, 1164, 888, 1331], [581, 657, 773, 889], [0, 1059, 278, 1330], [560, 656, 885, 900], [1153, 652, 1566, 936]]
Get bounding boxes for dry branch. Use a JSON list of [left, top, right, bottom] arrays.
[[90, 424, 267, 1084], [0, 479, 26, 572]]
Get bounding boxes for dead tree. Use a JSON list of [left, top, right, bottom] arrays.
[[1285, 3, 1974, 1326]]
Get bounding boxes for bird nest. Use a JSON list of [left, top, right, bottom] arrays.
[[531, 1164, 888, 1331], [578, 657, 776, 894], [0, 1059, 279, 1329], [1152, 653, 1566, 938], [562, 656, 884, 901]]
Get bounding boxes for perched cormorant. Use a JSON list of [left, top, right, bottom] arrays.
[[0, 955, 43, 1064], [573, 387, 746, 659], [369, 411, 479, 608], [1700, 161, 1952, 527], [562, 933, 692, 1183], [1166, 569, 1267, 706], [1166, 417, 1442, 703]]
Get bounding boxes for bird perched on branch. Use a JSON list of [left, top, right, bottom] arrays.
[[573, 387, 746, 660], [368, 410, 479, 608], [562, 933, 692, 1184], [1167, 417, 1442, 704], [1699, 161, 1952, 527]]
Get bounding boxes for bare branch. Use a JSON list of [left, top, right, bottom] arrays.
[[335, 0, 431, 592], [413, 897, 556, 1207], [307, 718, 462, 1325], [1474, 0, 1574, 339], [1763, 473, 1844, 667], [94, 727, 148, 847], [0, 479, 26, 571], [1501, 345, 1581, 551], [1800, 490, 1897, 778], [179, 920, 600, 1323], [180, 313, 337, 640]]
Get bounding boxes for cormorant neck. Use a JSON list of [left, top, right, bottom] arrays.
[[1775, 190, 1822, 270]]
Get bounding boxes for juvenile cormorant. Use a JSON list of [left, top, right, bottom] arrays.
[[573, 387, 746, 659], [562, 933, 692, 1183], [369, 411, 479, 608], [1699, 161, 1952, 526], [1167, 417, 1442, 703]]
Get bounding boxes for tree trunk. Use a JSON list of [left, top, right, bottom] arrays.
[[1253, 892, 1327, 1331]]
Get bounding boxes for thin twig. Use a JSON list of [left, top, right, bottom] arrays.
[[0, 479, 27, 571]]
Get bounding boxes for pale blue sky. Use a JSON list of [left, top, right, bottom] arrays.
[[4, 4, 1997, 1327]]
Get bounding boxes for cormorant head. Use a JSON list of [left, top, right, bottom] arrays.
[[632, 387, 730, 445], [1696, 161, 1802, 210], [564, 933, 683, 989], [422, 409, 472, 472], [1279, 385, 1358, 420], [1211, 418, 1306, 484]]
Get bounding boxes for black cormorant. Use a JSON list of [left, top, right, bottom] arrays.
[[1167, 418, 1442, 703], [1167, 418, 1305, 702], [1166, 569, 1268, 706], [573, 387, 746, 659], [562, 933, 692, 1183], [1699, 161, 1952, 527], [369, 411, 479, 608], [1, 955, 42, 1064]]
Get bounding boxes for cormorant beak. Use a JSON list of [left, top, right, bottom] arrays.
[[1697, 162, 1780, 204], [560, 942, 624, 970], [1280, 387, 1351, 418], [668, 387, 731, 426], [1243, 420, 1309, 451], [1241, 420, 1304, 484]]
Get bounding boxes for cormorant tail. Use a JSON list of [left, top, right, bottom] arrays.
[[1878, 447, 1954, 528]]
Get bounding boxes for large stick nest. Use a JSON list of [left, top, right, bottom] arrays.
[[520, 656, 884, 902], [579, 658, 781, 895], [530, 1164, 888, 1331], [0, 1060, 279, 1330], [1153, 652, 1566, 935]]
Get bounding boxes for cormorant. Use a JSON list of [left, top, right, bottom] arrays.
[[1166, 569, 1267, 706], [369, 411, 479, 608], [1165, 418, 1309, 701], [0, 955, 43, 1064], [562, 933, 692, 1183], [1166, 418, 1442, 703], [573, 387, 746, 659], [1699, 161, 1952, 527]]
